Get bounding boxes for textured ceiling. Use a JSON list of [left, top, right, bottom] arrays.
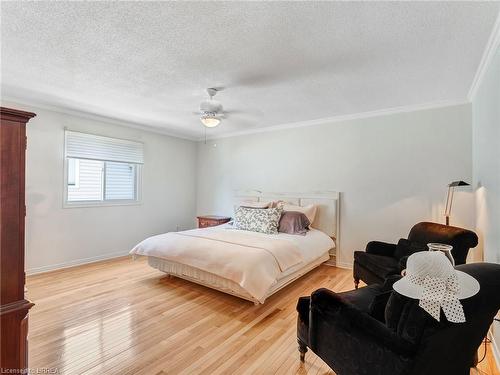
[[1, 2, 499, 139]]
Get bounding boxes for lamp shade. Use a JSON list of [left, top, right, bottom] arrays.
[[448, 181, 470, 187], [200, 117, 220, 128]]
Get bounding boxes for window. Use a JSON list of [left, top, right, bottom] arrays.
[[64, 130, 143, 206]]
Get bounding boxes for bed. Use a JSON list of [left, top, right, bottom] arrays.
[[130, 191, 340, 304]]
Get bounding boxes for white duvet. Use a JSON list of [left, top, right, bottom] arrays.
[[130, 224, 334, 302]]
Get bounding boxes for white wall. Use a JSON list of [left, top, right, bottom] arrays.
[[472, 45, 500, 264], [2, 102, 198, 273], [472, 44, 500, 355], [10, 100, 473, 272], [2, 100, 477, 272], [196, 104, 474, 267]]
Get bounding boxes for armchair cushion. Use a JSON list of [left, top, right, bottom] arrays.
[[336, 284, 385, 315], [365, 241, 397, 256], [385, 292, 439, 346], [368, 275, 402, 322], [368, 291, 392, 322], [354, 251, 400, 278], [393, 238, 427, 260]]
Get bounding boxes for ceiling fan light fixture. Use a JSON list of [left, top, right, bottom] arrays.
[[200, 112, 220, 128]]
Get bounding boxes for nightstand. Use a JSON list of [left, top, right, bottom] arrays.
[[197, 215, 231, 228]]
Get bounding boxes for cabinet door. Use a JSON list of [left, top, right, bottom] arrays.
[[0, 119, 26, 305]]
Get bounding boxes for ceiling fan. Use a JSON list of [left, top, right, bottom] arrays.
[[194, 87, 261, 132], [196, 87, 225, 128]]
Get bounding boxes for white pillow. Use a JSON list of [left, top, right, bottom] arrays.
[[239, 200, 272, 209], [283, 204, 317, 224]]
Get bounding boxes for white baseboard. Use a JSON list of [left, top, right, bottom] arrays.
[[335, 260, 353, 269], [26, 250, 130, 275], [323, 258, 352, 269], [490, 328, 500, 370]]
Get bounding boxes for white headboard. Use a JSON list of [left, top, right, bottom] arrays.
[[234, 190, 340, 242]]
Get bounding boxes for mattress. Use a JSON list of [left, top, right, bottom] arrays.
[[147, 252, 330, 304]]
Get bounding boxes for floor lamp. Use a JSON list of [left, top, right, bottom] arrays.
[[444, 180, 470, 226]]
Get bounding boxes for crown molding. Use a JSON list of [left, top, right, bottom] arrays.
[[467, 11, 500, 101], [0, 96, 199, 141], [2, 96, 469, 144], [200, 100, 469, 141]]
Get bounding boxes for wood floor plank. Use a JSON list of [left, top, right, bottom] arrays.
[[26, 257, 499, 375]]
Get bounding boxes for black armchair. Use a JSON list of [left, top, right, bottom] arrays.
[[353, 222, 478, 287], [297, 263, 500, 375]]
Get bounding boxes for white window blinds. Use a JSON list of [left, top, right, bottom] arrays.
[[65, 130, 144, 164], [67, 159, 104, 201], [104, 162, 136, 200]]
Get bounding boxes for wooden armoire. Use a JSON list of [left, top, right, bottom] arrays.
[[0, 107, 36, 371]]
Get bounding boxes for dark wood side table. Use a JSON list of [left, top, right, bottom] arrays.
[[197, 215, 231, 228]]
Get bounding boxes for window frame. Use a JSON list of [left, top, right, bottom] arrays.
[[62, 131, 143, 209], [67, 158, 80, 188]]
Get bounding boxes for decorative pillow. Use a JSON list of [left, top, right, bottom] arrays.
[[282, 203, 317, 224], [385, 292, 437, 347], [278, 211, 310, 235], [367, 274, 402, 322], [234, 206, 283, 234], [369, 290, 393, 322], [393, 238, 427, 260]]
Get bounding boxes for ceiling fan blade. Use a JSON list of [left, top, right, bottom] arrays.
[[226, 117, 259, 129], [230, 72, 284, 88], [221, 109, 245, 115], [222, 109, 263, 118], [208, 86, 225, 92]]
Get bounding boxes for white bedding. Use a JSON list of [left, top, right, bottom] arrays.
[[130, 224, 334, 302]]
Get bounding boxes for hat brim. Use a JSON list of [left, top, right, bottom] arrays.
[[393, 270, 480, 300]]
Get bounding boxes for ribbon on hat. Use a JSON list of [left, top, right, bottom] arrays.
[[409, 273, 466, 323]]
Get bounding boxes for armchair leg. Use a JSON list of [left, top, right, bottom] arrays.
[[298, 338, 307, 362], [354, 277, 360, 289]]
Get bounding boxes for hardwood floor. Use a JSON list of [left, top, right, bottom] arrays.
[[27, 257, 499, 375]]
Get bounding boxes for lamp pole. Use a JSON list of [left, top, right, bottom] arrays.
[[444, 181, 470, 226]]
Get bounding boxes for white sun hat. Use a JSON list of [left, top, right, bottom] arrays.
[[393, 251, 480, 323]]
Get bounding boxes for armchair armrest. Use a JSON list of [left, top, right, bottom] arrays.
[[308, 288, 415, 375], [365, 241, 397, 257]]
